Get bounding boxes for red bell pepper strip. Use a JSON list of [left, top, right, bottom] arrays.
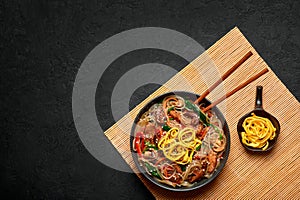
[[134, 132, 145, 157]]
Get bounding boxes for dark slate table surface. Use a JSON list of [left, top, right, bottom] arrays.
[[2, 1, 299, 199]]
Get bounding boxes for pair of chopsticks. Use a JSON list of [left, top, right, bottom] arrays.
[[194, 51, 269, 112]]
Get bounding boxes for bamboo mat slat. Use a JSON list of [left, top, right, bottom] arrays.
[[104, 27, 300, 199]]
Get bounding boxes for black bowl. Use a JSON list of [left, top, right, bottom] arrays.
[[130, 91, 230, 191], [237, 109, 280, 152], [237, 86, 280, 152]]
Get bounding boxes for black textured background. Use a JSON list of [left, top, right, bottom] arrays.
[[1, 0, 299, 199]]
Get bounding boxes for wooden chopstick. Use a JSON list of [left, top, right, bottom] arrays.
[[194, 51, 253, 104], [202, 68, 269, 112]]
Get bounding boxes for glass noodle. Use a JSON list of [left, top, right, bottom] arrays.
[[133, 95, 226, 188]]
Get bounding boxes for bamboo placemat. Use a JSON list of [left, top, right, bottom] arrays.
[[105, 27, 300, 199]]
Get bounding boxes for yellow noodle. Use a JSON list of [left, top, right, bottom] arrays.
[[241, 113, 276, 150], [158, 127, 202, 164]]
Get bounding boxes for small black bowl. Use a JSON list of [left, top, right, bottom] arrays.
[[237, 86, 280, 152], [130, 91, 230, 192]]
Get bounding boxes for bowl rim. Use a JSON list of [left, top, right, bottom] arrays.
[[130, 91, 231, 192]]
